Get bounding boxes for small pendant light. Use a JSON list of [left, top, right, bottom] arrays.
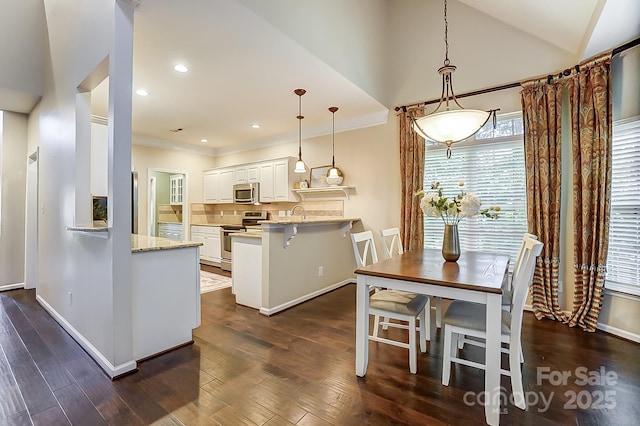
[[293, 89, 307, 173], [326, 106, 344, 186]]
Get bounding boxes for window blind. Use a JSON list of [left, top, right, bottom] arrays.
[[606, 117, 640, 295], [423, 137, 528, 262]]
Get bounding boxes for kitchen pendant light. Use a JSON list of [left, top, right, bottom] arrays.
[[326, 106, 344, 186], [293, 89, 307, 173], [411, 0, 497, 158]]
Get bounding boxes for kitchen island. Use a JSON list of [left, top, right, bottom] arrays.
[[131, 234, 202, 360], [232, 217, 363, 315]]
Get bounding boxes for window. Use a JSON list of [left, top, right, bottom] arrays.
[[423, 113, 528, 262], [605, 116, 640, 296]]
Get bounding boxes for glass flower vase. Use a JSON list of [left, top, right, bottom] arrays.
[[442, 224, 460, 262]]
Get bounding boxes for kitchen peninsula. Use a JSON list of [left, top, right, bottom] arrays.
[[232, 217, 363, 315], [131, 234, 202, 360]]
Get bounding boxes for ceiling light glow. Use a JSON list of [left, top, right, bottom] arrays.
[[135, 89, 148, 96], [251, 124, 261, 129], [200, 139, 208, 143], [174, 64, 188, 73]]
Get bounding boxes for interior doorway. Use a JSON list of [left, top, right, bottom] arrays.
[[147, 169, 188, 240]]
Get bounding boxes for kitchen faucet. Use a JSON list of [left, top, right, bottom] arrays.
[[289, 205, 306, 219]]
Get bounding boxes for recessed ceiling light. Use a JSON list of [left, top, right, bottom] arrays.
[[174, 64, 188, 73], [251, 124, 261, 129], [200, 139, 208, 143], [135, 89, 148, 96]]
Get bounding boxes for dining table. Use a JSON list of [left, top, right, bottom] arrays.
[[354, 248, 510, 426]]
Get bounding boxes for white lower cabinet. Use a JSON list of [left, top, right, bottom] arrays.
[[158, 223, 183, 240], [191, 225, 221, 264], [231, 235, 262, 309]]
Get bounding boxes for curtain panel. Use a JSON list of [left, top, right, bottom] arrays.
[[567, 54, 612, 332], [398, 110, 425, 251], [520, 80, 569, 324]]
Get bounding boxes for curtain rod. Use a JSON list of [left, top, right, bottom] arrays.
[[394, 81, 520, 112], [395, 36, 640, 113]]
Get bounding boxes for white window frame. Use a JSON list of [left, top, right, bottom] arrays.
[[605, 116, 640, 296], [422, 113, 529, 264]]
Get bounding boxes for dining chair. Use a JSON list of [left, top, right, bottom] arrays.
[[502, 233, 538, 311], [350, 230, 430, 374], [441, 238, 543, 410], [380, 227, 442, 329]]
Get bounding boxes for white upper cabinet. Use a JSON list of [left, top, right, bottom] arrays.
[[169, 174, 184, 205], [204, 158, 295, 204], [204, 168, 235, 204]]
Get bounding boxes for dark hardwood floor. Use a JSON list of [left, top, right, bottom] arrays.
[[1, 280, 638, 425]]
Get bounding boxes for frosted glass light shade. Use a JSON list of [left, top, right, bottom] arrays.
[[294, 159, 307, 173], [413, 109, 490, 143]]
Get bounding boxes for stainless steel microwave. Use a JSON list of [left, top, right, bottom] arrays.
[[233, 182, 260, 204]]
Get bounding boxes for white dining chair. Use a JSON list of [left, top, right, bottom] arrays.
[[350, 230, 430, 374], [441, 238, 543, 409], [502, 233, 538, 311], [380, 227, 442, 329]]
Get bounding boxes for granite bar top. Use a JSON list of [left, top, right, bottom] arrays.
[[230, 232, 262, 239], [131, 234, 202, 253], [262, 217, 361, 225]]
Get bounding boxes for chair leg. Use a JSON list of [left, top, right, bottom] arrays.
[[382, 316, 390, 330], [373, 315, 381, 337], [442, 326, 453, 385], [435, 297, 442, 328], [409, 316, 417, 374], [510, 341, 526, 410], [419, 309, 427, 353]]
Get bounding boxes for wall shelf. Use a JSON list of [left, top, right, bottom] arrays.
[[293, 186, 354, 200]]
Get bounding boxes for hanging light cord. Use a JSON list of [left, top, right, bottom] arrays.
[[443, 0, 450, 66], [295, 89, 306, 160], [329, 107, 338, 168]]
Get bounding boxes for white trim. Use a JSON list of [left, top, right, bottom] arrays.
[[259, 280, 351, 316], [0, 283, 25, 292], [596, 322, 640, 343], [36, 295, 137, 378], [133, 134, 217, 156], [604, 287, 640, 302]]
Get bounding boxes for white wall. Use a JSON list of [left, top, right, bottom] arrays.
[[27, 0, 137, 377], [0, 111, 27, 288]]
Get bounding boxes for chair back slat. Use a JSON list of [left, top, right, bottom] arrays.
[[380, 227, 403, 259], [351, 231, 379, 267], [509, 238, 544, 346]]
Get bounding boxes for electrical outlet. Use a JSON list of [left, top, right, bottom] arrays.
[[220, 211, 224, 216], [68, 292, 72, 305], [318, 266, 324, 276], [279, 210, 286, 217]]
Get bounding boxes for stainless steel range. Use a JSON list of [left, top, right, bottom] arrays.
[[220, 211, 268, 272]]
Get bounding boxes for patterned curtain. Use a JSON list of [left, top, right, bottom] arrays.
[[520, 80, 570, 323], [567, 54, 612, 332], [399, 109, 425, 251]]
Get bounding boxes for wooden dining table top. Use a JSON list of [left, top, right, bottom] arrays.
[[354, 248, 509, 294]]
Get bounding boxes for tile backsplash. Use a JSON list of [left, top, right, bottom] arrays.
[[190, 200, 344, 225]]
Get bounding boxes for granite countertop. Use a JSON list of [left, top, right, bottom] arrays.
[[262, 217, 361, 225], [131, 234, 202, 253], [190, 223, 232, 227], [230, 232, 262, 239]]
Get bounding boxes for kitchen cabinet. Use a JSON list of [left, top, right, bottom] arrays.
[[259, 157, 296, 202], [235, 164, 260, 184], [191, 225, 221, 264], [169, 174, 184, 205], [232, 234, 262, 309], [158, 222, 183, 240], [203, 168, 235, 203]]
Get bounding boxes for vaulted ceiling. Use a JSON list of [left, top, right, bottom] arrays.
[[1, 0, 638, 154]]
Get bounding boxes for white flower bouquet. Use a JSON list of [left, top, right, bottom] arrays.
[[416, 181, 500, 225]]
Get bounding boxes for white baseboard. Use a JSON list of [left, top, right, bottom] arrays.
[[525, 303, 639, 342], [259, 280, 351, 316], [0, 283, 25, 292], [596, 322, 640, 343], [36, 295, 137, 378]]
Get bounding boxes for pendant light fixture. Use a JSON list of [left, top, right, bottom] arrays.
[[411, 0, 497, 158], [293, 89, 307, 173], [326, 106, 344, 186]]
